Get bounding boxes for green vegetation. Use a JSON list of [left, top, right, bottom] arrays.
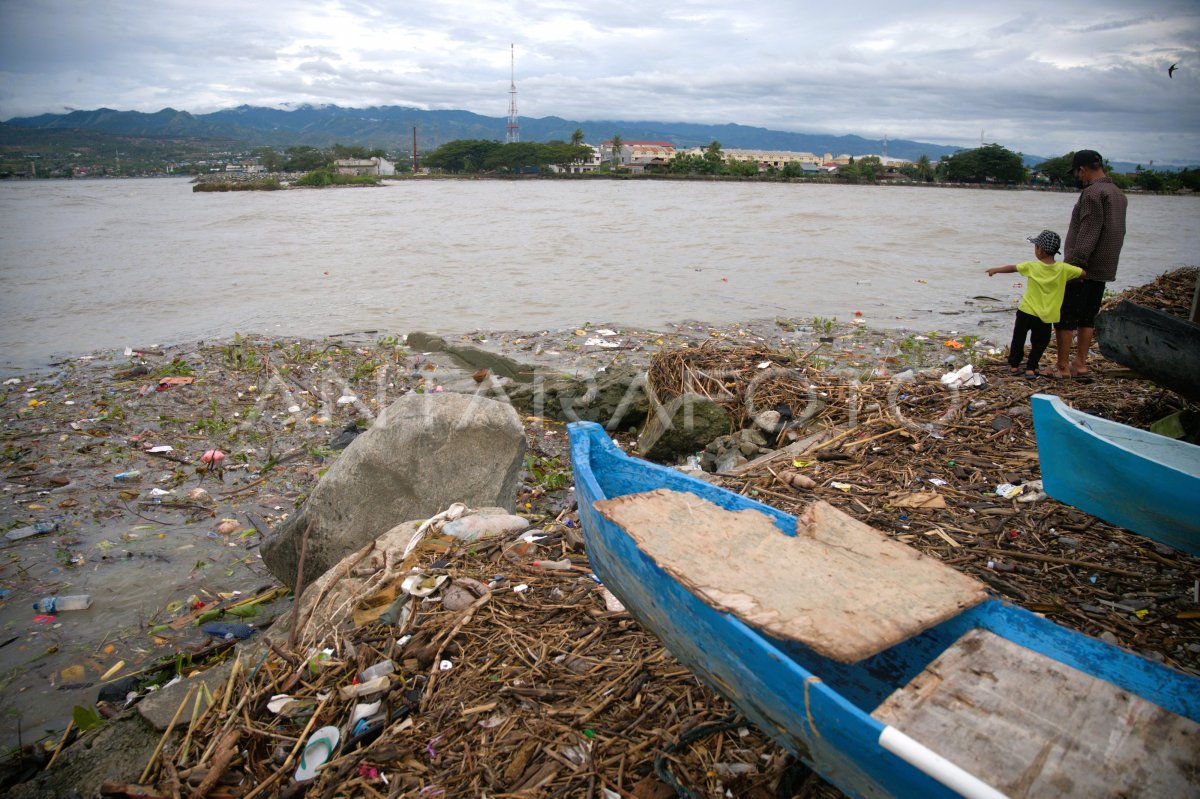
[[811, 316, 837, 335], [193, 178, 281, 192], [294, 167, 381, 187], [222, 337, 264, 371], [422, 139, 592, 173], [524, 453, 571, 491], [1030, 151, 1200, 192], [938, 143, 1028, 184], [153, 358, 194, 377]]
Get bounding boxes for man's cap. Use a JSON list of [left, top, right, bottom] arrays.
[[1027, 229, 1061, 255], [1070, 150, 1103, 170]]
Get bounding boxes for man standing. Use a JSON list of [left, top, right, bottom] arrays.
[[1054, 149, 1127, 378]]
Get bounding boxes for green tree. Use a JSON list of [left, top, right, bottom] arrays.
[[780, 161, 807, 178], [1032, 153, 1076, 185], [668, 151, 705, 174], [940, 143, 1027, 183], [915, 154, 934, 182], [609, 135, 624, 169], [254, 147, 282, 172], [544, 140, 593, 170], [702, 141, 724, 174], [485, 142, 540, 172], [570, 128, 584, 146], [283, 146, 328, 172], [424, 139, 502, 173], [726, 158, 760, 176], [856, 155, 883, 182]]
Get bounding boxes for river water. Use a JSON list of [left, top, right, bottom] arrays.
[[2, 177, 1198, 376]]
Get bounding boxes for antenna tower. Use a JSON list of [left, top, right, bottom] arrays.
[[506, 44, 520, 143]]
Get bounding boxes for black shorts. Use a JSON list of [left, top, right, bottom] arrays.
[[1056, 279, 1107, 330]]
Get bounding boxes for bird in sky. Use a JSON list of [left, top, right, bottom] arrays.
[[1168, 63, 1178, 78]]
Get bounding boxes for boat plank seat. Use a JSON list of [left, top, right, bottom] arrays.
[[873, 628, 1200, 797], [592, 489, 987, 663]]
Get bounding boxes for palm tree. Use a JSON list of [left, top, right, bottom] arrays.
[[916, 154, 933, 182], [609, 134, 624, 169], [571, 128, 584, 146]]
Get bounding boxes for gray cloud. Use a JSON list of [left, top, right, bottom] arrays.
[[0, 0, 1197, 163]]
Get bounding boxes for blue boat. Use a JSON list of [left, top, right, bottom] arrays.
[[1031, 393, 1200, 556], [568, 421, 1200, 799]]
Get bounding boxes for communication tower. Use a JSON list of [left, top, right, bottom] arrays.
[[506, 44, 520, 143]]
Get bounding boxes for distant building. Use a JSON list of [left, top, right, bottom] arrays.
[[334, 157, 395, 176], [600, 140, 675, 169], [563, 145, 602, 174], [681, 148, 821, 171]]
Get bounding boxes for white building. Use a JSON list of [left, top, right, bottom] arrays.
[[334, 157, 396, 176]]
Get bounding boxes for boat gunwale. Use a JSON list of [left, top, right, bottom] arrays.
[[1033, 393, 1200, 475], [568, 420, 1200, 724]]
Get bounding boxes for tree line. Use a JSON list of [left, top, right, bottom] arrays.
[[417, 137, 1200, 191], [9, 133, 1196, 192]]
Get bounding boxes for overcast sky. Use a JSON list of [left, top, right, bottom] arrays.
[[1, 1, 1197, 164]]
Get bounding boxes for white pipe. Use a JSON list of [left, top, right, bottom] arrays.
[[879, 726, 1009, 799]]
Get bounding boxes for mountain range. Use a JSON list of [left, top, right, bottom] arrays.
[[4, 104, 975, 163]]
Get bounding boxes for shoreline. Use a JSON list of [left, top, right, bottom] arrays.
[[2, 276, 1198, 795], [3, 308, 1018, 383]]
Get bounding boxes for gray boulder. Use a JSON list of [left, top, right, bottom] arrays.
[[260, 392, 527, 589], [637, 392, 731, 463], [506, 364, 650, 428]]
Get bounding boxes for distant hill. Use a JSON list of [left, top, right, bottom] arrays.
[[4, 104, 969, 162]]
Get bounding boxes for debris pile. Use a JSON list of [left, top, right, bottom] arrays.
[[5, 267, 1198, 799], [132, 514, 815, 799]]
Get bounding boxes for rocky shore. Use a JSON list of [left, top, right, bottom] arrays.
[[2, 269, 1198, 798]]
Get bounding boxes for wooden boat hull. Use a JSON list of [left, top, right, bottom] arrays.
[[1095, 299, 1200, 400], [568, 421, 1200, 799], [1031, 393, 1200, 556]]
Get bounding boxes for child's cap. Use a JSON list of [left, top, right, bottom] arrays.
[[1027, 229, 1061, 255]]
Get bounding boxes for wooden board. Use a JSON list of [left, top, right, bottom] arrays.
[[873, 628, 1200, 797], [592, 489, 987, 663]]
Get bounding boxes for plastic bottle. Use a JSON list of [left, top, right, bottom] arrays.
[[113, 470, 142, 482], [358, 659, 396, 682], [4, 520, 58, 541], [32, 595, 93, 613]]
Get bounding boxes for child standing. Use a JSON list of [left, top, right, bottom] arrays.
[[986, 230, 1086, 378]]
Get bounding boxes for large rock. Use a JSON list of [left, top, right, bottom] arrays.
[[260, 392, 527, 589], [506, 364, 650, 429], [636, 392, 731, 463], [407, 331, 536, 383]]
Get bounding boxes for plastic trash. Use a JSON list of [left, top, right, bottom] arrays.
[[32, 594, 92, 613], [358, 660, 396, 682], [200, 622, 256, 640], [5, 520, 58, 541], [995, 482, 1024, 499], [400, 572, 448, 598], [442, 514, 530, 542], [531, 558, 573, 571], [338, 675, 389, 699], [112, 470, 142, 482], [940, 364, 986, 388]]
